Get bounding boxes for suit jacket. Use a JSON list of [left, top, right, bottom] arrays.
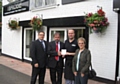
[[72, 49, 91, 74], [47, 41, 65, 68], [30, 39, 48, 68]]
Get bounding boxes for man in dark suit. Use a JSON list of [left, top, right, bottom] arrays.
[[30, 31, 48, 84], [48, 32, 64, 84]]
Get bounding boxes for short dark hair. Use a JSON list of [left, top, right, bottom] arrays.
[[67, 29, 75, 33], [53, 32, 60, 37], [38, 31, 45, 35]]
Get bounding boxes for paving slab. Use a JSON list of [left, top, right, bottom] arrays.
[[0, 56, 106, 84]]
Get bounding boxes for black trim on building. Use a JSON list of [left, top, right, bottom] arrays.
[[92, 77, 115, 84], [43, 16, 85, 27], [19, 16, 85, 27], [113, 0, 120, 12], [21, 27, 24, 62], [116, 12, 120, 83], [62, 0, 84, 5]]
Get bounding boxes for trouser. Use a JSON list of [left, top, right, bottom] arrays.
[[65, 79, 74, 84], [30, 67, 46, 84], [75, 73, 88, 84], [50, 62, 63, 84]]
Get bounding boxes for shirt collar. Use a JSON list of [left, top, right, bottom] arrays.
[[55, 41, 60, 44], [39, 39, 44, 42]]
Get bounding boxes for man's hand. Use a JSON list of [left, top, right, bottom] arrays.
[[74, 72, 77, 76], [34, 63, 39, 68], [81, 73, 84, 77], [62, 55, 65, 58], [58, 51, 61, 56]]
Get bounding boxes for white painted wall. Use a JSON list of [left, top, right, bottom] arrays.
[[2, 0, 118, 81], [2, 16, 22, 59]]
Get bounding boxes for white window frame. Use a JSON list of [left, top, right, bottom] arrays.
[[30, 0, 57, 11], [49, 27, 85, 42], [49, 28, 67, 42]]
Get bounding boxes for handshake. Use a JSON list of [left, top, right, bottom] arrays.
[[57, 49, 68, 57]]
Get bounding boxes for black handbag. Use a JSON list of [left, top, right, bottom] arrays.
[[88, 63, 96, 79]]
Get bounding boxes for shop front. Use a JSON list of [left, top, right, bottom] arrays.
[[19, 16, 89, 61]]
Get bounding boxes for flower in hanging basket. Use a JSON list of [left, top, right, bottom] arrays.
[[8, 19, 20, 30], [30, 16, 42, 31], [84, 7, 109, 33]]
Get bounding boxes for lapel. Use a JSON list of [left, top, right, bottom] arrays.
[[53, 41, 56, 50], [37, 39, 44, 51]]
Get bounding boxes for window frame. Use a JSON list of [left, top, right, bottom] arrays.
[[30, 0, 57, 11]]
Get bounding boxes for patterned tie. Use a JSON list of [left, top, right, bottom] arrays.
[[55, 42, 59, 61]]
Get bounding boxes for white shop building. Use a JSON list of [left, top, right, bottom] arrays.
[[2, 0, 120, 83]]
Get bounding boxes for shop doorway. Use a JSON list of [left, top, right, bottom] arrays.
[[23, 28, 34, 61]]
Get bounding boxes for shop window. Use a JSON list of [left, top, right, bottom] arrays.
[[30, 0, 56, 10]]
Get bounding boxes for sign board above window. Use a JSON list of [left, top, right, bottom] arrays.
[[3, 0, 29, 16], [62, 0, 83, 5]]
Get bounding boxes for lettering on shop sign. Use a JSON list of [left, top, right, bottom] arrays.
[[3, 0, 29, 16]]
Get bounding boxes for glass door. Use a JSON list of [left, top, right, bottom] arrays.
[[24, 28, 34, 61]]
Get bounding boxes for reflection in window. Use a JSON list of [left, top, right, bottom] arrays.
[[30, 0, 56, 10]]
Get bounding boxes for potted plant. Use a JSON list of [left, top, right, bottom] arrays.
[[30, 16, 42, 31], [8, 19, 20, 30], [84, 6, 109, 33]]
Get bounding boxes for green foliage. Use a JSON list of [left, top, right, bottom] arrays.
[[30, 16, 42, 31], [8, 20, 20, 30]]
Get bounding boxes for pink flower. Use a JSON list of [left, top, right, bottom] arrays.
[[93, 27, 97, 30], [89, 24, 95, 27], [94, 20, 99, 23]]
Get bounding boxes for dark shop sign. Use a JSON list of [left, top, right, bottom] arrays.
[[3, 0, 29, 16]]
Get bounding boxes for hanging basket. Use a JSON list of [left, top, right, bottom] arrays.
[[30, 15, 42, 31], [8, 18, 20, 30], [84, 6, 109, 33]]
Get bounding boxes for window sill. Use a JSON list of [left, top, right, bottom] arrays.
[[30, 4, 59, 12]]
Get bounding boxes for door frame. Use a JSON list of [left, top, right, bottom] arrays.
[[23, 28, 33, 61]]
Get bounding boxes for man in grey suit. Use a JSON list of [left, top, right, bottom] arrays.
[[30, 31, 48, 84]]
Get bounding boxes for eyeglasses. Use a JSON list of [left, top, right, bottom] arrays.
[[39, 34, 44, 36], [78, 43, 84, 45]]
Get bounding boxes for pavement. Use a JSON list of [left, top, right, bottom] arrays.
[[0, 55, 107, 84]]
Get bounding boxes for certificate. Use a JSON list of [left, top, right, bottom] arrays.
[[61, 49, 66, 55]]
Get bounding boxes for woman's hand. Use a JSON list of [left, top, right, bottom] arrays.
[[34, 63, 39, 68], [81, 73, 84, 77], [74, 72, 77, 76]]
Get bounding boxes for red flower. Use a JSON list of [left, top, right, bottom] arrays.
[[97, 9, 105, 16], [88, 13, 93, 17]]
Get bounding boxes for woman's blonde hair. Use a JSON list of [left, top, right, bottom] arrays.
[[77, 37, 86, 44]]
